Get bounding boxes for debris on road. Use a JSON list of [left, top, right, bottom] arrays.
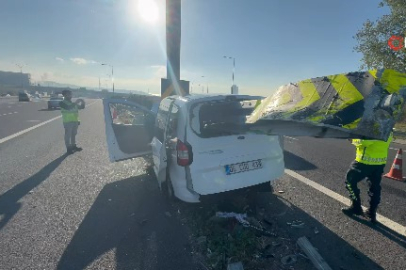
[[215, 211, 276, 237], [291, 222, 305, 229], [177, 194, 316, 270], [216, 212, 248, 224], [281, 254, 297, 266], [314, 227, 320, 234], [297, 236, 332, 270], [278, 190, 285, 193], [288, 220, 305, 229]]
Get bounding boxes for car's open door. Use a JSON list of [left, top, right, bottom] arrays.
[[103, 98, 156, 162], [246, 69, 406, 141]]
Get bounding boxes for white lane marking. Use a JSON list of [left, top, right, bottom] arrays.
[[0, 112, 18, 117], [285, 169, 406, 237], [0, 115, 62, 144], [0, 100, 99, 145], [285, 136, 298, 141], [390, 147, 399, 151]]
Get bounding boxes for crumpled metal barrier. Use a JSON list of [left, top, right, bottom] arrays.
[[246, 69, 406, 141]]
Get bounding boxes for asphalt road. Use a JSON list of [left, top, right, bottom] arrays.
[[0, 97, 61, 139], [0, 100, 203, 270], [0, 99, 405, 270], [272, 136, 406, 270]]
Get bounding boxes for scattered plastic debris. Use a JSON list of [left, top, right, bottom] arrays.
[[216, 212, 248, 224], [281, 254, 297, 266], [28, 190, 34, 194], [278, 190, 285, 194], [215, 212, 277, 237], [289, 220, 305, 229]]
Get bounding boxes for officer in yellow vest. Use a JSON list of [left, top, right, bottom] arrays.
[[342, 132, 393, 223], [60, 90, 82, 154]]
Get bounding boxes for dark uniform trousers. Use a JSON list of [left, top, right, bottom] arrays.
[[345, 161, 385, 208]]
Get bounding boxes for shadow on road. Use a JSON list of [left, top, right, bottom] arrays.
[[38, 109, 59, 111], [253, 193, 385, 270], [57, 174, 201, 270], [348, 215, 406, 249], [177, 190, 385, 270], [284, 150, 318, 171], [0, 154, 68, 230]]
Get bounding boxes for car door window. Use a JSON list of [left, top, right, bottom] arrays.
[[154, 98, 174, 142], [166, 104, 179, 140], [108, 103, 151, 154]]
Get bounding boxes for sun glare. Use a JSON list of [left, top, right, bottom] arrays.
[[138, 0, 159, 23]]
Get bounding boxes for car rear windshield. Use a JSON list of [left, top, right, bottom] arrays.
[[190, 99, 256, 138]]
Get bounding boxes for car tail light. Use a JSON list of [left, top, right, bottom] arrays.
[[177, 140, 193, 166]]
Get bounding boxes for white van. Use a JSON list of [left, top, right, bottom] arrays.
[[103, 95, 284, 203]]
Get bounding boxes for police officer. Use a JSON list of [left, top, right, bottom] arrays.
[[60, 90, 82, 154], [342, 132, 393, 223]]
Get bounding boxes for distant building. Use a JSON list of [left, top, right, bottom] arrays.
[[0, 71, 30, 87], [231, 84, 239, 95]]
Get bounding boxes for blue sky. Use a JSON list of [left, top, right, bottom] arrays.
[[0, 0, 390, 95]]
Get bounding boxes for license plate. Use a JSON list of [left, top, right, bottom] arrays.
[[225, 159, 262, 175]]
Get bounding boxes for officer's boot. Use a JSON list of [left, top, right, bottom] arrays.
[[67, 146, 74, 154], [342, 199, 363, 216], [72, 145, 83, 152], [365, 205, 378, 224]]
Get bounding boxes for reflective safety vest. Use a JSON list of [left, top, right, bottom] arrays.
[[352, 132, 393, 165], [60, 100, 79, 123]]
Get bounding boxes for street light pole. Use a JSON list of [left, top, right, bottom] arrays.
[[101, 63, 114, 94], [223, 56, 235, 86], [16, 64, 26, 89]]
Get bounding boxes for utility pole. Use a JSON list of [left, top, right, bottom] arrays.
[[16, 63, 26, 89], [101, 63, 114, 94], [223, 56, 236, 91]]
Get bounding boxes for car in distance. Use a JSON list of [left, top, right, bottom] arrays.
[[18, 93, 31, 102], [48, 96, 64, 110]]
